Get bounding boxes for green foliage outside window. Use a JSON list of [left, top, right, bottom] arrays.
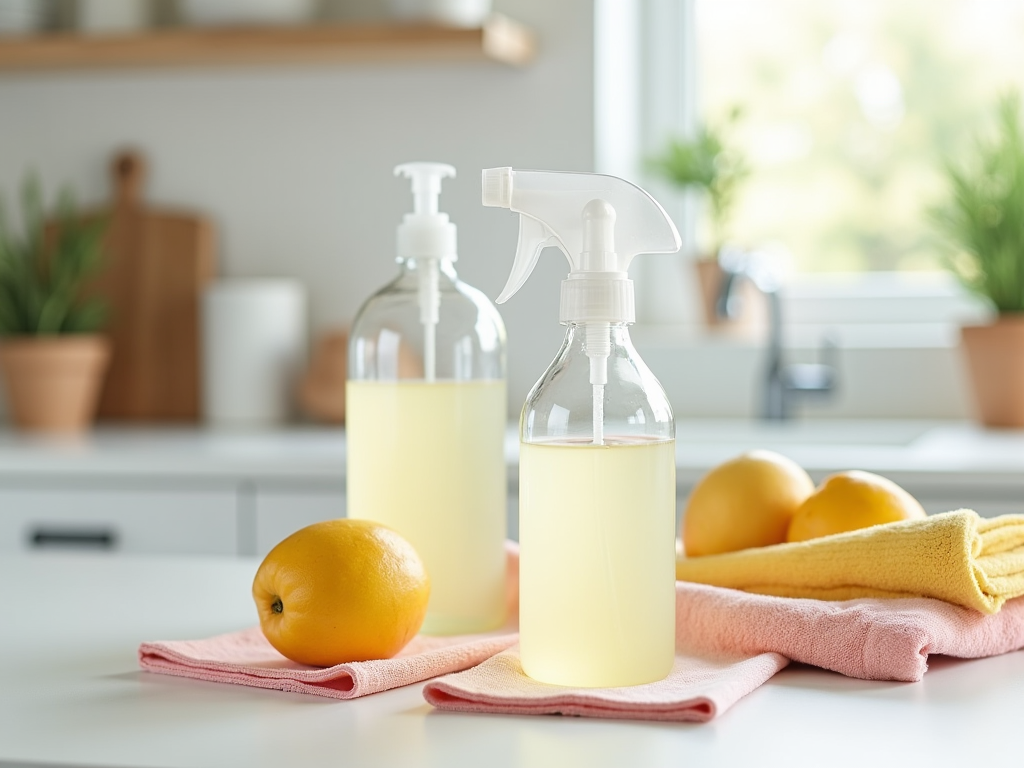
[[697, 0, 1024, 273]]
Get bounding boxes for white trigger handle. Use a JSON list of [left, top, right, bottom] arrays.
[[496, 214, 567, 304]]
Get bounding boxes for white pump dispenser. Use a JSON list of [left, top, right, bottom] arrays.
[[395, 162, 458, 382], [346, 161, 508, 636], [482, 167, 681, 688]]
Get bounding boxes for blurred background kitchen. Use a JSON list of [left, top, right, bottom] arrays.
[[1, 0, 1022, 556]]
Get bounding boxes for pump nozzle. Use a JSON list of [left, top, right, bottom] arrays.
[[395, 161, 460, 383], [396, 162, 455, 216]]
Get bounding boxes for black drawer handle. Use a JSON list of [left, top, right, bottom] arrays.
[[30, 527, 118, 550]]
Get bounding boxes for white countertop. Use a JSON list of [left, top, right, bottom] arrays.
[[2, 419, 1023, 492], [3, 552, 1024, 768], [0, 426, 349, 482], [670, 419, 1024, 491]]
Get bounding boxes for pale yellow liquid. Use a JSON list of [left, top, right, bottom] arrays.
[[346, 379, 508, 635], [519, 438, 676, 687]]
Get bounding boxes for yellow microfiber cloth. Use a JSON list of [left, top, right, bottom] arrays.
[[675, 509, 1024, 614]]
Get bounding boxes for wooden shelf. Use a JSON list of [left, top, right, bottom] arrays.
[[0, 14, 536, 72]]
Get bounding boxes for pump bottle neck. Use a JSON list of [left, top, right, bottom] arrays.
[[566, 320, 632, 334], [398, 254, 457, 276]]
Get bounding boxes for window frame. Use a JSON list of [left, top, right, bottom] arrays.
[[595, 0, 989, 334]]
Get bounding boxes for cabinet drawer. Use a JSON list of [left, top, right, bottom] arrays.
[[256, 489, 519, 553], [0, 487, 238, 555], [255, 489, 345, 556]]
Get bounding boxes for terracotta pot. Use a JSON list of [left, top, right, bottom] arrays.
[[0, 335, 111, 432], [299, 330, 348, 425], [694, 258, 762, 337], [960, 315, 1024, 428]]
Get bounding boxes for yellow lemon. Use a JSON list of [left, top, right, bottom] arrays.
[[252, 518, 430, 667], [787, 470, 927, 543], [682, 450, 815, 556]]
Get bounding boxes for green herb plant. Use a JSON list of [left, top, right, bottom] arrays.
[[0, 175, 108, 335], [932, 91, 1024, 314], [649, 106, 749, 259]]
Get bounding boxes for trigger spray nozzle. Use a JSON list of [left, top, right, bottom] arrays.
[[395, 162, 459, 382], [483, 167, 681, 444]]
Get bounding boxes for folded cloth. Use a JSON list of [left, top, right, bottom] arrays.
[[674, 509, 1024, 614], [423, 646, 788, 723], [423, 581, 1024, 721], [138, 544, 521, 700], [139, 626, 518, 699], [674, 582, 1024, 682]]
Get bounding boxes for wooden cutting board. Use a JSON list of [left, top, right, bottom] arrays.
[[92, 151, 216, 422]]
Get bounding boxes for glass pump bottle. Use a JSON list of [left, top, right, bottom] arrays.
[[483, 167, 681, 687], [347, 162, 508, 635]]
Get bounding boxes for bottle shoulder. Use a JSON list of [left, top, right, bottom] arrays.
[[348, 263, 506, 382], [522, 326, 673, 443], [352, 272, 504, 336]]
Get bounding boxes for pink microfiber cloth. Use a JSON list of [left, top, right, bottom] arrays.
[[423, 646, 788, 723], [139, 626, 518, 699], [138, 544, 521, 700], [674, 581, 1024, 682], [422, 581, 1024, 722], [141, 541, 1024, 714]]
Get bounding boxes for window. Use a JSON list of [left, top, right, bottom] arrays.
[[596, 0, 994, 330], [595, 1, 992, 419], [694, 0, 1024, 275]]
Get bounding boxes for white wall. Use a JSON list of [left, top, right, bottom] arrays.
[[0, 0, 593, 420], [636, 330, 975, 420], [0, 0, 983, 424]]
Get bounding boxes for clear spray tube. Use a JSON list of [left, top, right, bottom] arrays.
[[585, 321, 610, 445], [419, 257, 440, 382]]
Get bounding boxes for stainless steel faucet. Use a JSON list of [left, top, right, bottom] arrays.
[[716, 248, 837, 420]]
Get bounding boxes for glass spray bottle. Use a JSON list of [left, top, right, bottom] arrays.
[[482, 168, 681, 687]]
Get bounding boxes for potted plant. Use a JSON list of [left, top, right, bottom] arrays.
[[932, 91, 1024, 428], [649, 107, 751, 328], [0, 176, 110, 432]]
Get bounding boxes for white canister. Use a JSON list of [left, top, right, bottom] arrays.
[[202, 279, 307, 427], [388, 0, 491, 27], [178, 0, 316, 26], [77, 0, 147, 35], [0, 0, 50, 36]]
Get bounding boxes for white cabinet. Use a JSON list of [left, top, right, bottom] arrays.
[[254, 487, 346, 557], [0, 485, 238, 555], [254, 486, 522, 555], [0, 423, 1020, 557], [0, 427, 349, 557], [0, 482, 353, 557]]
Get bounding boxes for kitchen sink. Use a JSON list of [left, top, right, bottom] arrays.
[[674, 419, 935, 448]]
